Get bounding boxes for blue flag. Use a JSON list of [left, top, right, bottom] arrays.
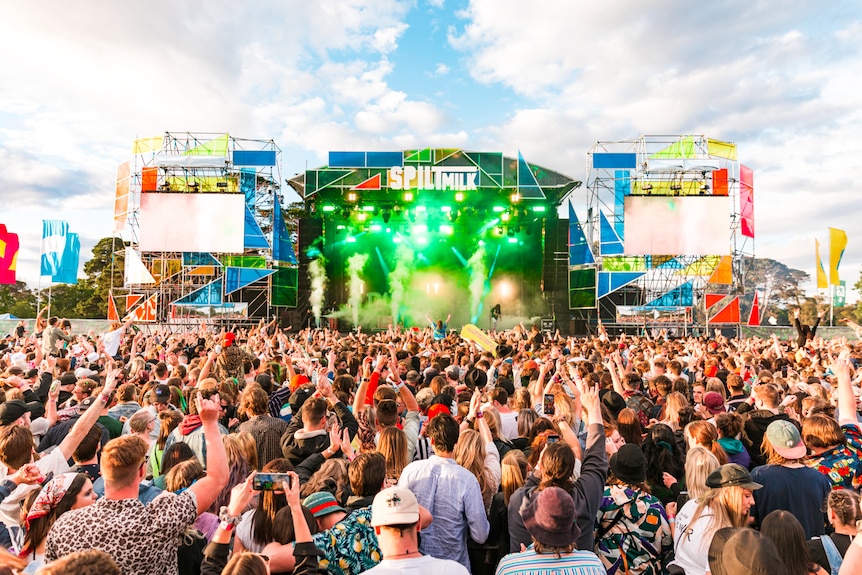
[[53, 233, 80, 284], [40, 220, 68, 277]]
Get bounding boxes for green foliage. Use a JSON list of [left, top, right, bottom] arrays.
[[0, 282, 36, 316]]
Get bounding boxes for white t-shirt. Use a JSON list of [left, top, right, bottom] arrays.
[[0, 449, 71, 530], [499, 410, 519, 440], [363, 555, 470, 575], [669, 498, 715, 575]]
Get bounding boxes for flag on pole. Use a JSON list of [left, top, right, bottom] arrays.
[[815, 239, 828, 289], [40, 220, 68, 277], [0, 225, 19, 285], [53, 233, 80, 284], [829, 228, 847, 286]]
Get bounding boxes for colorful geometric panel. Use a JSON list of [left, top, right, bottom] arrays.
[[599, 211, 624, 256], [182, 252, 221, 267], [352, 174, 381, 190], [114, 161, 131, 233], [123, 292, 158, 322], [707, 139, 737, 160], [244, 205, 270, 250], [187, 266, 216, 276], [272, 267, 299, 307], [614, 170, 630, 238], [0, 225, 19, 285], [272, 195, 298, 265], [598, 271, 644, 298], [240, 168, 256, 210], [225, 267, 275, 295], [568, 203, 595, 266], [592, 153, 638, 169], [174, 279, 223, 305], [185, 134, 229, 156], [603, 257, 646, 272], [645, 281, 694, 307], [233, 150, 276, 166], [132, 136, 163, 155], [220, 255, 266, 268], [740, 165, 754, 238], [681, 256, 720, 277], [125, 294, 143, 310], [704, 293, 725, 309], [650, 136, 696, 158], [709, 296, 740, 323], [747, 292, 760, 326], [517, 151, 545, 199], [708, 256, 733, 284], [165, 176, 238, 192], [569, 269, 597, 309], [712, 168, 728, 196], [404, 148, 432, 164]]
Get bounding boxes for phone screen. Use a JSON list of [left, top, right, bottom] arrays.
[[252, 473, 292, 491], [547, 434, 560, 444], [543, 393, 555, 416]]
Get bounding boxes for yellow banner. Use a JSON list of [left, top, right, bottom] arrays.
[[815, 239, 828, 289], [830, 228, 847, 285], [133, 136, 164, 155], [460, 324, 497, 357]]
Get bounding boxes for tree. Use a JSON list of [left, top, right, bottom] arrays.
[[0, 282, 36, 316], [37, 284, 95, 318], [743, 258, 810, 325], [78, 237, 126, 318]]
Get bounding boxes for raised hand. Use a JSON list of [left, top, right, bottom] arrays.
[[196, 392, 221, 424]]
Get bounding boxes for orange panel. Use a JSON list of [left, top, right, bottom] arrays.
[[709, 297, 740, 323], [142, 167, 158, 192], [747, 293, 760, 326], [705, 293, 725, 308], [712, 168, 728, 196], [708, 256, 733, 284]]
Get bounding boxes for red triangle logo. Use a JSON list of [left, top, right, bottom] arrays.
[[353, 173, 381, 190], [107, 292, 119, 321], [709, 297, 740, 323], [747, 292, 760, 326], [705, 293, 724, 308]]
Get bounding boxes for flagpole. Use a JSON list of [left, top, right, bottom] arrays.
[[48, 282, 52, 317], [830, 284, 834, 327]]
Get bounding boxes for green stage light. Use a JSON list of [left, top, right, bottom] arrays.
[[322, 205, 336, 212], [362, 205, 375, 212], [508, 237, 518, 244], [492, 206, 505, 212], [370, 224, 382, 232], [357, 213, 367, 222], [501, 212, 511, 222], [455, 192, 464, 202], [416, 236, 429, 245], [404, 192, 414, 201], [413, 224, 427, 234], [393, 236, 402, 243], [440, 206, 452, 213], [440, 225, 454, 235], [532, 205, 546, 212], [336, 224, 346, 230], [478, 240, 485, 246], [347, 236, 357, 243]]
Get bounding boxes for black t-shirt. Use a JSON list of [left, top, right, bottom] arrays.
[[807, 532, 852, 573]]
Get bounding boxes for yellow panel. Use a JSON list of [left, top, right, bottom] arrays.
[[632, 180, 702, 196], [708, 255, 733, 284], [166, 176, 238, 192], [707, 139, 737, 160], [679, 256, 720, 276], [133, 136, 164, 155], [150, 259, 182, 284]]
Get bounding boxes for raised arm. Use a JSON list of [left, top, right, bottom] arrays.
[[57, 368, 120, 460], [833, 357, 859, 427], [187, 392, 230, 515]]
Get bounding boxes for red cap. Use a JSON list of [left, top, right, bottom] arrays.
[[427, 404, 450, 420]]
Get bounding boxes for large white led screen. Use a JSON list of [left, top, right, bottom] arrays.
[[623, 196, 730, 255], [138, 193, 244, 252]]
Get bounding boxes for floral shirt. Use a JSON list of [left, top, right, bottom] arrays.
[[311, 508, 381, 575], [595, 484, 673, 575], [807, 423, 862, 490]]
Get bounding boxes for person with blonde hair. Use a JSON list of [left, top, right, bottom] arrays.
[[377, 426, 409, 487], [670, 464, 761, 575]]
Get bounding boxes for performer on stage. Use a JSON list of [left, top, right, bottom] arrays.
[[490, 304, 501, 330], [426, 313, 451, 341]]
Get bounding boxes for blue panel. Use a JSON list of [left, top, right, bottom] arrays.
[[517, 151, 546, 199], [613, 170, 630, 239], [593, 153, 637, 169], [53, 233, 80, 285], [568, 203, 595, 266], [232, 150, 276, 166], [182, 252, 221, 267], [240, 168, 256, 210], [645, 281, 694, 307], [272, 196, 298, 264], [599, 211, 624, 255], [366, 151, 403, 168], [329, 151, 366, 168], [598, 271, 645, 298], [225, 267, 276, 295], [655, 257, 683, 270], [174, 279, 223, 305], [244, 206, 270, 249]]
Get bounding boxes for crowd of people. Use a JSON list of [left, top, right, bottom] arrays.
[[0, 313, 861, 575]]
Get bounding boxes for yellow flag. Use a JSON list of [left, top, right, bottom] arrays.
[[829, 228, 847, 286], [460, 324, 498, 357], [815, 239, 828, 289]]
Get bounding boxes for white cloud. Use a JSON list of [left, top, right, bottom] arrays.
[[433, 63, 450, 76]]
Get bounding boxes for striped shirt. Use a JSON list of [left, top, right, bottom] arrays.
[[495, 549, 606, 575]]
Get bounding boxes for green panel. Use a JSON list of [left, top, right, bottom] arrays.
[[603, 257, 646, 272], [503, 158, 518, 187], [404, 148, 432, 163], [569, 269, 597, 309], [650, 136, 696, 159], [438, 150, 473, 167], [305, 170, 319, 195], [185, 134, 229, 156], [220, 255, 266, 268], [317, 169, 354, 189], [470, 152, 503, 187], [272, 266, 299, 307]]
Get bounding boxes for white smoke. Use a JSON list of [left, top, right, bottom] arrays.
[[467, 246, 487, 324], [389, 244, 414, 325], [347, 253, 368, 326], [308, 258, 326, 327]]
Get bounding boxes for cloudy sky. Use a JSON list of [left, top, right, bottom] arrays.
[[1, 1, 860, 299]]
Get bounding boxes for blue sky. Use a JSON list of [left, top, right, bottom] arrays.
[[1, 1, 861, 301]]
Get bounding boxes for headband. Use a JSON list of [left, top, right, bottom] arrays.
[[25, 473, 78, 530]]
